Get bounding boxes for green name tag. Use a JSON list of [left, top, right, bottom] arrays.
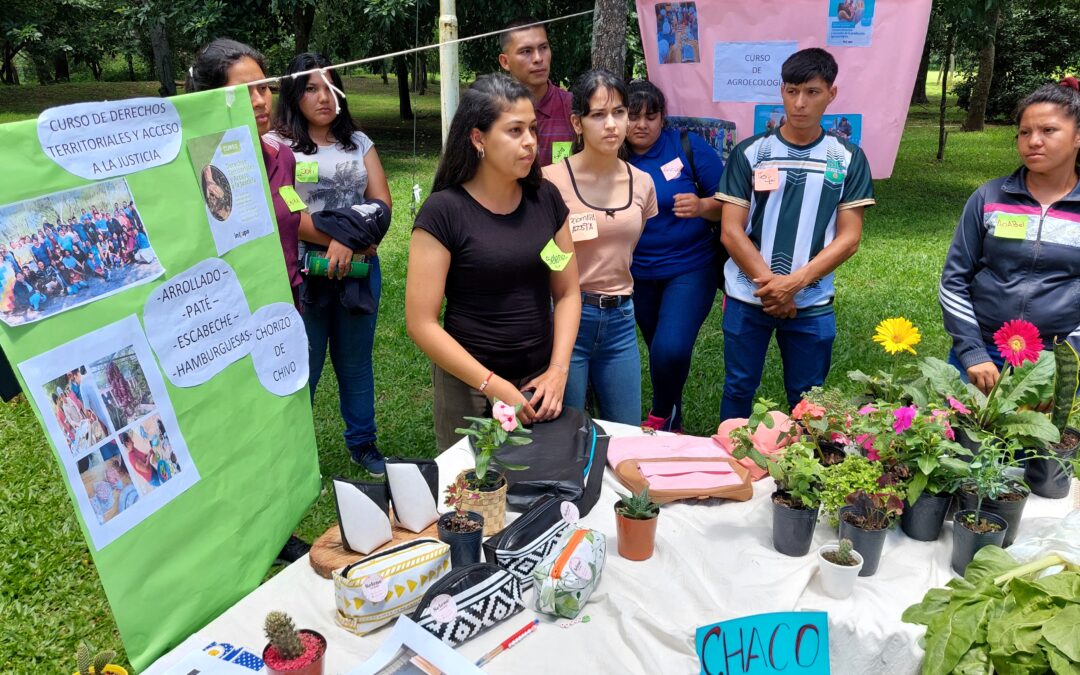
[[278, 185, 306, 212], [540, 238, 573, 271], [295, 161, 319, 183], [994, 214, 1028, 239], [551, 141, 573, 164]]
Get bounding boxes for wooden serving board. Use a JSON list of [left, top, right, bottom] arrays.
[[309, 509, 440, 579]]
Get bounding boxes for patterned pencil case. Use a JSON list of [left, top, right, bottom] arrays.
[[412, 563, 525, 647], [334, 538, 450, 635], [532, 527, 606, 619], [483, 496, 569, 583]]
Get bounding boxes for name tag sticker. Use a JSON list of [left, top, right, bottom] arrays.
[[540, 239, 573, 271], [552, 141, 573, 164], [569, 212, 599, 242], [295, 161, 318, 183], [660, 157, 684, 181], [995, 214, 1028, 240], [278, 185, 306, 212], [754, 167, 779, 192]]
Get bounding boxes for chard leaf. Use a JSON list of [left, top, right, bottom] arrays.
[[963, 547, 1018, 585], [903, 587, 953, 626], [1045, 641, 1080, 675], [1042, 604, 1080, 662], [922, 596, 992, 675]]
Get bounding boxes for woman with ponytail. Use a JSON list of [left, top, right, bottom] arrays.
[[940, 78, 1080, 393]]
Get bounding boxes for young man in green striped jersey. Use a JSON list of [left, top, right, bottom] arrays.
[[715, 48, 874, 420]]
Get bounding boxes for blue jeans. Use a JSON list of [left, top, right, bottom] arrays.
[[565, 297, 642, 425], [720, 298, 836, 421], [303, 258, 381, 448], [634, 264, 717, 429], [948, 344, 1005, 382]]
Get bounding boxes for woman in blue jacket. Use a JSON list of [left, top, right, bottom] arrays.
[[625, 80, 723, 431], [940, 79, 1080, 393]]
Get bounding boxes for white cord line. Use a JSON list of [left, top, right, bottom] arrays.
[[236, 10, 594, 89]]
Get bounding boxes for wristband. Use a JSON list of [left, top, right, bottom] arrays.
[[478, 371, 494, 392]]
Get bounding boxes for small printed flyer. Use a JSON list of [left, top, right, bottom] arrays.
[[187, 127, 276, 255], [18, 314, 199, 550], [827, 0, 875, 48]]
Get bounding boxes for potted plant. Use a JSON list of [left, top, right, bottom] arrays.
[[262, 610, 326, 675], [734, 439, 824, 557], [955, 436, 1030, 548], [837, 489, 903, 576], [454, 400, 531, 535], [819, 454, 888, 527], [614, 487, 660, 560], [816, 538, 864, 598], [437, 474, 484, 567], [1025, 340, 1080, 498], [794, 386, 859, 465], [73, 641, 127, 675]]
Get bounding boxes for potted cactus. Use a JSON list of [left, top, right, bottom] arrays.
[[614, 487, 660, 560], [816, 538, 864, 598], [73, 641, 127, 675], [261, 611, 326, 675]]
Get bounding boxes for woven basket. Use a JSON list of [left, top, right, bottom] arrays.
[[458, 469, 507, 535]]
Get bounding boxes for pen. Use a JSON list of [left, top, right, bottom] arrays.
[[475, 618, 540, 667]]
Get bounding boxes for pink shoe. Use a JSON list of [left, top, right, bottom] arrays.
[[641, 413, 683, 434]]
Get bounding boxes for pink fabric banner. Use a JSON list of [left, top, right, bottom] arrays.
[[636, 0, 932, 178]]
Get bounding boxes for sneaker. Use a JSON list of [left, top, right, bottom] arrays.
[[641, 412, 684, 434], [349, 441, 386, 476], [275, 535, 311, 565]]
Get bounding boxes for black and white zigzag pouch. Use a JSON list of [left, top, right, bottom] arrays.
[[483, 496, 570, 582], [412, 563, 525, 647]]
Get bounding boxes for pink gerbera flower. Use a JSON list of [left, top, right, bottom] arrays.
[[947, 396, 972, 415], [892, 405, 917, 434], [993, 320, 1043, 368]]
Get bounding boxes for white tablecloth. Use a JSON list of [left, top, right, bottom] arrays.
[[145, 421, 1076, 674]]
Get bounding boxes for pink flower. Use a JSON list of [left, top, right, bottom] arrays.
[[866, 447, 881, 461], [993, 319, 1043, 368], [944, 424, 955, 441], [791, 399, 825, 421], [855, 433, 876, 452], [947, 397, 971, 415], [892, 405, 917, 434], [858, 404, 877, 415], [492, 401, 518, 433]]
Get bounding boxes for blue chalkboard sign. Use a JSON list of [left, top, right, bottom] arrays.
[[695, 612, 830, 675]]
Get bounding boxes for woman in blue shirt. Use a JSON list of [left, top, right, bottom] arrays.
[[626, 80, 724, 432]]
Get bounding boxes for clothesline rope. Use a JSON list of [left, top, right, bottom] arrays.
[[237, 10, 595, 89]]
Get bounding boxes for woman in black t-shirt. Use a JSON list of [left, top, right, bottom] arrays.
[[406, 74, 581, 450]]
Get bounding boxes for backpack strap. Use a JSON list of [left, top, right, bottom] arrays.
[[680, 129, 706, 197]]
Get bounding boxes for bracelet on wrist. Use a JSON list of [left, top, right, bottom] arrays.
[[478, 370, 494, 392]]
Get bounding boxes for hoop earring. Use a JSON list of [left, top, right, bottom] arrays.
[[477, 146, 485, 160]]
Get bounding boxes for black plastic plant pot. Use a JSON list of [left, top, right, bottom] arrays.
[[437, 511, 484, 568], [1023, 436, 1078, 499], [957, 485, 1028, 547], [837, 506, 887, 576], [900, 491, 951, 542], [817, 440, 848, 466], [771, 494, 819, 557], [951, 510, 1007, 576]]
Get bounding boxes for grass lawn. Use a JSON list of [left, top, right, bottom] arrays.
[[0, 73, 1020, 670]]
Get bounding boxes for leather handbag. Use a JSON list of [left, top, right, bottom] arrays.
[[334, 538, 450, 635], [531, 527, 606, 619], [497, 407, 609, 515], [613, 456, 753, 503], [412, 563, 525, 647], [483, 496, 570, 582]]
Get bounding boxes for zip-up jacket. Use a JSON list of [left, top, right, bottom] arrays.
[[940, 167, 1080, 368]]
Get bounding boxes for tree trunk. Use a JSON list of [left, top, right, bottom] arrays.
[[420, 54, 427, 95], [90, 60, 103, 81], [54, 52, 70, 82], [1, 44, 17, 84], [911, 36, 931, 105], [380, 60, 388, 85], [395, 55, 414, 120], [293, 2, 316, 54], [149, 17, 176, 96], [126, 53, 136, 81], [937, 23, 955, 161], [32, 54, 52, 85], [591, 0, 626, 75], [962, 3, 1002, 131]]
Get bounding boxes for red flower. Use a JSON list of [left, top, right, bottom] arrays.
[[791, 399, 825, 421], [993, 320, 1043, 368]]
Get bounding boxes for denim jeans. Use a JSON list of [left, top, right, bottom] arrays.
[[634, 264, 717, 429], [303, 257, 381, 448], [720, 298, 836, 421], [565, 297, 642, 425]]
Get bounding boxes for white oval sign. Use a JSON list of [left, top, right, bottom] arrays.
[[568, 557, 592, 581], [362, 573, 387, 602], [560, 501, 580, 525], [430, 594, 458, 623], [37, 98, 182, 179]]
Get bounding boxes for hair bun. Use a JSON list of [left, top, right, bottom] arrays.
[[1060, 76, 1080, 92]]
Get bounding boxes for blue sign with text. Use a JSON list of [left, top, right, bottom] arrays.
[[695, 612, 830, 675]]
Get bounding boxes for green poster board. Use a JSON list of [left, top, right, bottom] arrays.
[[0, 88, 320, 669]]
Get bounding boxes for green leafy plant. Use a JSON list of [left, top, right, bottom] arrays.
[[796, 386, 858, 461], [1051, 339, 1080, 437], [727, 397, 793, 466], [454, 400, 531, 489], [76, 641, 117, 675], [819, 455, 887, 522], [264, 610, 304, 661], [442, 474, 482, 532], [766, 442, 824, 510], [903, 546, 1080, 675], [966, 353, 1058, 448], [615, 487, 660, 520], [842, 489, 904, 530]]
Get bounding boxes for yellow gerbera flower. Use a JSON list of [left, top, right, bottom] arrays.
[[873, 317, 921, 355]]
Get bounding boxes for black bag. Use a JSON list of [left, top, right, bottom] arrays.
[[483, 496, 570, 582], [681, 130, 729, 291], [412, 563, 525, 647], [496, 407, 608, 515]]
